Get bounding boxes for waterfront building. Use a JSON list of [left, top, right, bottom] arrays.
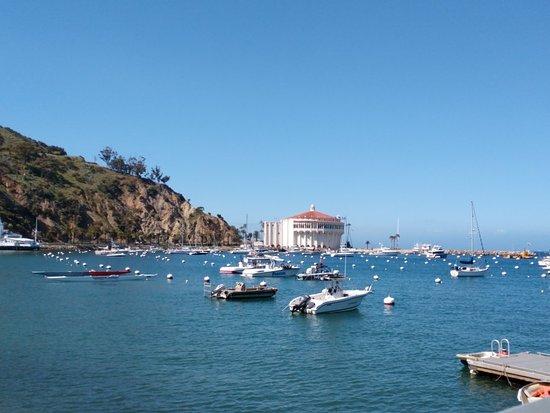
[[263, 205, 344, 250]]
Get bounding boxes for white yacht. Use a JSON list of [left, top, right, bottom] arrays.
[[242, 261, 300, 278], [450, 202, 488, 277], [289, 281, 373, 314], [538, 256, 550, 267], [219, 254, 278, 275], [370, 246, 400, 256], [296, 260, 344, 281], [425, 245, 447, 259], [0, 217, 40, 251]]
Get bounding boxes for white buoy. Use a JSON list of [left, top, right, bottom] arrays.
[[370, 265, 375, 269], [135, 270, 140, 274], [203, 276, 210, 284], [181, 260, 185, 263], [259, 281, 267, 287], [99, 264, 104, 268], [166, 273, 174, 280], [514, 265, 519, 269], [106, 265, 111, 269], [352, 264, 356, 267], [501, 271, 507, 276], [542, 273, 547, 278], [373, 275, 380, 281], [82, 262, 87, 266], [435, 277, 442, 284], [125, 267, 130, 271], [383, 295, 395, 306], [400, 266, 404, 270]]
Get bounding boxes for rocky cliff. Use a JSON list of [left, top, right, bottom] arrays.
[[0, 126, 240, 245]]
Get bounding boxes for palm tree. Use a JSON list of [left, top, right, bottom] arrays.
[[365, 240, 370, 250]]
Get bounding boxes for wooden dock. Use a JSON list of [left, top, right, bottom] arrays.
[[457, 351, 550, 383]]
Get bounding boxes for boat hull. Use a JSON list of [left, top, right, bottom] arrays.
[[309, 291, 368, 314], [0, 245, 40, 251], [450, 267, 488, 277], [44, 274, 156, 282], [242, 267, 300, 277]]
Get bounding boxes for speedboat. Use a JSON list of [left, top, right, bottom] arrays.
[[517, 382, 550, 405], [33, 269, 131, 277], [210, 281, 277, 300], [288, 281, 373, 314], [41, 272, 156, 281]]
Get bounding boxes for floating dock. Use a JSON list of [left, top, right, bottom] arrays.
[[457, 351, 550, 383]]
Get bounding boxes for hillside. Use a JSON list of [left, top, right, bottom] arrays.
[[0, 126, 240, 245]]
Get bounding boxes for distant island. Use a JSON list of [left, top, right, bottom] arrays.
[[0, 126, 240, 246]]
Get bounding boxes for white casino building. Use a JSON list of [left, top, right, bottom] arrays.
[[263, 205, 344, 250]]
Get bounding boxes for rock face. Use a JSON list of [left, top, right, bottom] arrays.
[[0, 126, 240, 245]]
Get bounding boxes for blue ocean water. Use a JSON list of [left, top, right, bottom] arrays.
[[0, 251, 548, 412]]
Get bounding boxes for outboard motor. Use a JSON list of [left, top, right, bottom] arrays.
[[289, 295, 311, 314], [211, 284, 225, 296]]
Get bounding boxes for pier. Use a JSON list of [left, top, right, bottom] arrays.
[[457, 350, 550, 383]]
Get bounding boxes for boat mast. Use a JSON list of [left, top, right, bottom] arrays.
[[470, 201, 474, 255], [34, 217, 38, 243]]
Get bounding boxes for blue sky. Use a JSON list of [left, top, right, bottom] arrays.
[[1, 1, 549, 249]]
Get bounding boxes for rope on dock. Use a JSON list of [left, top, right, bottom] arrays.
[[495, 364, 512, 386]]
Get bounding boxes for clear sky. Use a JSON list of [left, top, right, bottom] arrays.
[[1, 1, 549, 250]]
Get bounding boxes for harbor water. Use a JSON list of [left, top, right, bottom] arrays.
[[1, 252, 548, 412]]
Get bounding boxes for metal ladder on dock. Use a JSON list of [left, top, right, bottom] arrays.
[[491, 338, 511, 356]]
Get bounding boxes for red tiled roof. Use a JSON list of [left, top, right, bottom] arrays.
[[288, 210, 340, 221]]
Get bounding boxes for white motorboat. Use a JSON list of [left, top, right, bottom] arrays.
[[166, 247, 191, 255], [424, 245, 447, 259], [370, 246, 400, 256], [0, 217, 40, 251], [242, 262, 300, 277], [450, 202, 488, 277], [43, 273, 157, 282], [296, 260, 344, 281], [219, 254, 281, 274], [538, 256, 550, 267], [289, 281, 373, 314]]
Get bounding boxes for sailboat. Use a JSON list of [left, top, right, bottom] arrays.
[[450, 202, 488, 277]]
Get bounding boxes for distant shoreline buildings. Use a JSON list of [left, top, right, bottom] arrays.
[[263, 205, 344, 250]]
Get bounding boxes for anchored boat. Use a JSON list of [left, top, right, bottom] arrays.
[[289, 281, 373, 314], [33, 269, 156, 281], [209, 281, 277, 300], [296, 260, 344, 281], [450, 201, 488, 277]]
